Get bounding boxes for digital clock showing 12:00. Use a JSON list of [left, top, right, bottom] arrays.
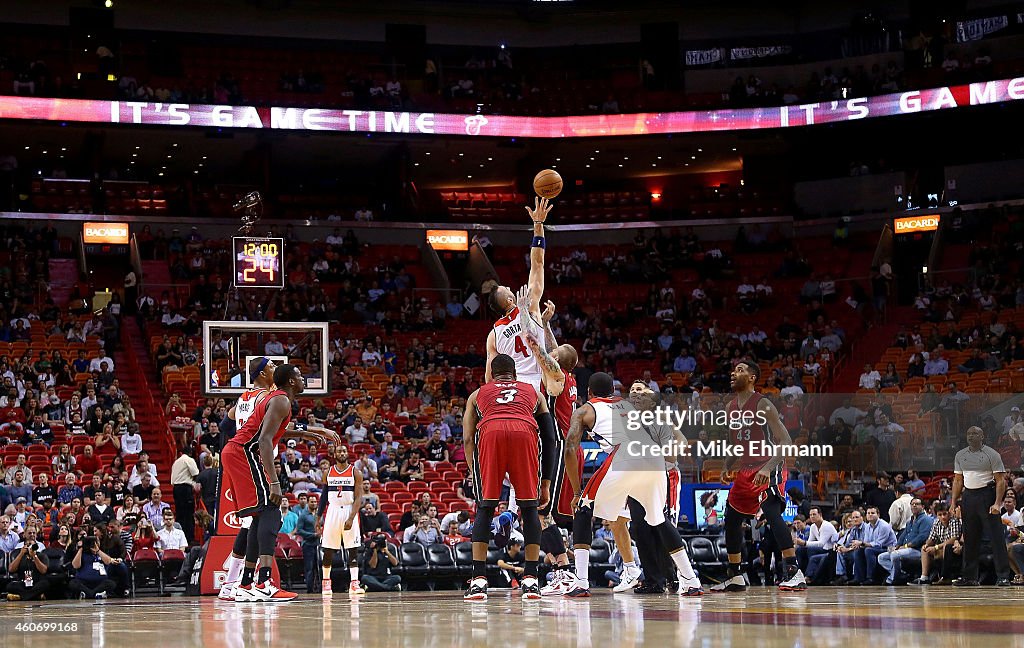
[[232, 236, 285, 289]]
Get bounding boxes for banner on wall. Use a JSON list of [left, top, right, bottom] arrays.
[[685, 48, 723, 66], [729, 45, 792, 60], [956, 15, 1009, 42], [0, 77, 1022, 138]]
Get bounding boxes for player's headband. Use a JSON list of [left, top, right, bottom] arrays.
[[255, 357, 270, 375]]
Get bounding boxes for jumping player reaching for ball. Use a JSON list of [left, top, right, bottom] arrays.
[[563, 372, 704, 598], [317, 444, 364, 596], [484, 196, 553, 391], [462, 353, 558, 601], [709, 360, 807, 592]]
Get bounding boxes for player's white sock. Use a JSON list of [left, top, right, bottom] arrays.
[[574, 549, 590, 583], [670, 549, 697, 581], [623, 560, 638, 574], [322, 566, 332, 582], [225, 556, 244, 584], [349, 566, 359, 582]]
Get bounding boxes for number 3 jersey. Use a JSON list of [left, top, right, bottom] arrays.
[[493, 307, 543, 391], [474, 380, 540, 432]]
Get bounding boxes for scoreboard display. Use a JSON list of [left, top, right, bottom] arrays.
[[232, 236, 285, 289]]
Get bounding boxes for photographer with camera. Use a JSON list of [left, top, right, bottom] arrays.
[[359, 534, 401, 592], [69, 528, 121, 599], [4, 526, 49, 601]]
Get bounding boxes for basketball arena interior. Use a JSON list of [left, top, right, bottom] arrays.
[[2, 0, 1024, 646]]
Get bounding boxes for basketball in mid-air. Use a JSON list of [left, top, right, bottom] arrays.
[[533, 169, 563, 200]]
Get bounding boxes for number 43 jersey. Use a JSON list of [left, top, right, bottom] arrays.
[[474, 380, 541, 432]]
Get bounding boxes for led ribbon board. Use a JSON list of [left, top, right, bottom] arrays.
[[0, 78, 1021, 137]]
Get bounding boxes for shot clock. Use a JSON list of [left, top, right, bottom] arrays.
[[232, 236, 285, 289]]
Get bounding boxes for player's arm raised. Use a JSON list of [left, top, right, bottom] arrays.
[[564, 404, 595, 509], [525, 196, 553, 315], [541, 300, 558, 352], [484, 330, 498, 383], [755, 397, 794, 485], [462, 390, 480, 479], [259, 395, 291, 506], [524, 332, 564, 398]]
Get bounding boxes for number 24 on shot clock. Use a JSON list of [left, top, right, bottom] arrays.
[[232, 236, 285, 288]]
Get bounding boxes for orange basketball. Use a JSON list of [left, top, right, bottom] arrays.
[[533, 169, 563, 200]]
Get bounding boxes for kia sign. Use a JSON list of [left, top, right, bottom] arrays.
[[83, 221, 129, 244], [427, 229, 469, 251], [894, 214, 941, 234], [0, 77, 1021, 137]]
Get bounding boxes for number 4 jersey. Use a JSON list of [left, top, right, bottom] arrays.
[[492, 307, 543, 392], [474, 380, 541, 432]]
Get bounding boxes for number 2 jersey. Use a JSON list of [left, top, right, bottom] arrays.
[[474, 380, 540, 432], [492, 307, 543, 391]]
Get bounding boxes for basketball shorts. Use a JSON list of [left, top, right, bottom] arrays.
[[322, 504, 361, 550], [549, 445, 584, 524], [727, 467, 787, 517], [581, 450, 667, 527], [474, 419, 540, 504], [221, 442, 272, 517]]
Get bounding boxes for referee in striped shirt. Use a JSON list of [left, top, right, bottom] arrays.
[[951, 426, 1011, 586]]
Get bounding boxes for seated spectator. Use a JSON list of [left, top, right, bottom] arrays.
[[423, 431, 449, 464], [87, 491, 115, 525], [155, 508, 187, 553], [409, 514, 441, 546], [403, 417, 429, 444], [359, 501, 390, 536], [76, 445, 102, 477], [121, 423, 144, 456], [859, 364, 881, 390], [142, 488, 170, 524], [33, 473, 55, 507], [345, 416, 369, 443], [58, 474, 84, 505]]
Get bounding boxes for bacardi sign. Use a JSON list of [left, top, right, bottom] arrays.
[[83, 221, 129, 244], [894, 215, 941, 234], [426, 229, 469, 251]]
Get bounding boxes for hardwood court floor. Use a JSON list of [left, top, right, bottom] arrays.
[[5, 587, 1024, 648]]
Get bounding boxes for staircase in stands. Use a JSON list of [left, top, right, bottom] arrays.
[[48, 258, 80, 307], [116, 317, 175, 473], [830, 305, 917, 393]]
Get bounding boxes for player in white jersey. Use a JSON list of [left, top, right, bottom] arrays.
[[317, 445, 364, 595], [485, 196, 554, 392], [562, 372, 703, 598]]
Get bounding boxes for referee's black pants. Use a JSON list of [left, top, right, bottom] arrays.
[[961, 484, 1010, 581], [173, 483, 196, 545], [627, 497, 673, 588]]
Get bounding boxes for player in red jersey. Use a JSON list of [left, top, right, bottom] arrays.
[[518, 298, 585, 595], [218, 356, 276, 600], [462, 353, 558, 601], [709, 360, 807, 592], [221, 364, 327, 602]]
